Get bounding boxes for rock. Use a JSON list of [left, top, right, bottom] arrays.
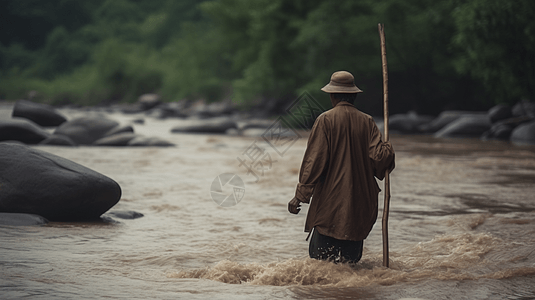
[[238, 119, 275, 131], [511, 121, 535, 145], [481, 123, 514, 141], [0, 212, 49, 226], [0, 143, 121, 221], [12, 99, 67, 127], [137, 94, 162, 111], [127, 136, 175, 147], [132, 118, 145, 124], [93, 132, 138, 146], [419, 111, 480, 133], [54, 116, 119, 145], [0, 118, 50, 144], [488, 104, 512, 123], [104, 210, 144, 220], [388, 111, 434, 134], [512, 100, 535, 118], [104, 125, 134, 137], [39, 134, 77, 146], [434, 114, 491, 138], [146, 102, 188, 119], [171, 117, 237, 134]]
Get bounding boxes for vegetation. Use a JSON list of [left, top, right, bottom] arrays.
[[0, 0, 533, 114]]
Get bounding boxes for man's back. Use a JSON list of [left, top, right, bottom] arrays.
[[295, 101, 394, 241]]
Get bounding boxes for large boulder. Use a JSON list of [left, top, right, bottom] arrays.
[[12, 99, 67, 127], [388, 111, 434, 134], [419, 111, 481, 133], [171, 117, 237, 134], [0, 118, 50, 144], [488, 104, 513, 123], [54, 116, 119, 145], [0, 143, 121, 221], [0, 213, 49, 226], [434, 114, 491, 138], [511, 121, 535, 145], [512, 100, 535, 118]]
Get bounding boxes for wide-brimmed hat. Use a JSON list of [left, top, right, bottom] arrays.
[[321, 71, 363, 93]]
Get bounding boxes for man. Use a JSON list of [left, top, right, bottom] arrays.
[[288, 71, 395, 264]]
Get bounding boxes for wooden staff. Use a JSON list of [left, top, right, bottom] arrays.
[[378, 23, 391, 268]]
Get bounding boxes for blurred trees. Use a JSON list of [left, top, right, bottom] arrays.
[[0, 0, 533, 114]]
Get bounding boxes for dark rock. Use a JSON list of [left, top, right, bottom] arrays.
[[137, 94, 162, 110], [104, 125, 134, 137], [434, 114, 491, 138], [54, 116, 119, 145], [93, 132, 138, 146], [39, 134, 77, 146], [0, 143, 121, 221], [419, 111, 480, 133], [488, 104, 512, 123], [481, 124, 514, 141], [12, 99, 67, 127], [512, 100, 535, 118], [238, 119, 276, 131], [127, 136, 175, 147], [171, 117, 237, 134], [132, 118, 145, 124], [511, 121, 535, 145], [0, 212, 49, 226], [388, 111, 434, 134], [0, 118, 50, 144], [104, 210, 144, 220]]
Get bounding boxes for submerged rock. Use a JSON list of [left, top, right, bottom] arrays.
[[93, 132, 138, 146], [0, 118, 50, 144], [171, 117, 237, 134], [434, 114, 491, 138], [0, 213, 49, 226], [127, 136, 175, 147], [39, 134, 77, 146], [0, 143, 121, 221], [54, 116, 119, 145], [104, 125, 134, 137], [104, 210, 144, 220], [12, 99, 67, 127]]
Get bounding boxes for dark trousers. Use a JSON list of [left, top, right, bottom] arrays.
[[308, 229, 363, 264]]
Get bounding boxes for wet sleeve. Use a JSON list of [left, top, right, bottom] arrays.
[[369, 119, 395, 180], [295, 115, 329, 204]]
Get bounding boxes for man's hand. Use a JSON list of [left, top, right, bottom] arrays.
[[288, 197, 301, 214]]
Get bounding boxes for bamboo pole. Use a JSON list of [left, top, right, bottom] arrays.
[[378, 23, 391, 268]]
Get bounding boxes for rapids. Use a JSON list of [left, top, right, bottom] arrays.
[[1, 106, 535, 299]]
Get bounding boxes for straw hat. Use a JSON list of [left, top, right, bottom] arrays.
[[321, 71, 363, 93]]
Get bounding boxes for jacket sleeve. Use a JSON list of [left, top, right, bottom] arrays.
[[368, 119, 395, 180], [294, 115, 330, 203]]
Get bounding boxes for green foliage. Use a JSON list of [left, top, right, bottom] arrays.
[[452, 0, 535, 104], [0, 0, 533, 112]]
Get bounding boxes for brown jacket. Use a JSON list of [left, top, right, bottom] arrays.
[[295, 101, 395, 241]]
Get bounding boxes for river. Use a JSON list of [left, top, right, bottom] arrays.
[[1, 107, 535, 299]]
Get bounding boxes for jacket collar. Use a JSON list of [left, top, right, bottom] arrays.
[[334, 101, 355, 108]]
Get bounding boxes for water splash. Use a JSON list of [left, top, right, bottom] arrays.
[[170, 232, 535, 287]]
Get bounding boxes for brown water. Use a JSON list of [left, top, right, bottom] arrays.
[[1, 107, 535, 299]]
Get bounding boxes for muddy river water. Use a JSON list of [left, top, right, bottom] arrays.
[[1, 108, 535, 299]]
